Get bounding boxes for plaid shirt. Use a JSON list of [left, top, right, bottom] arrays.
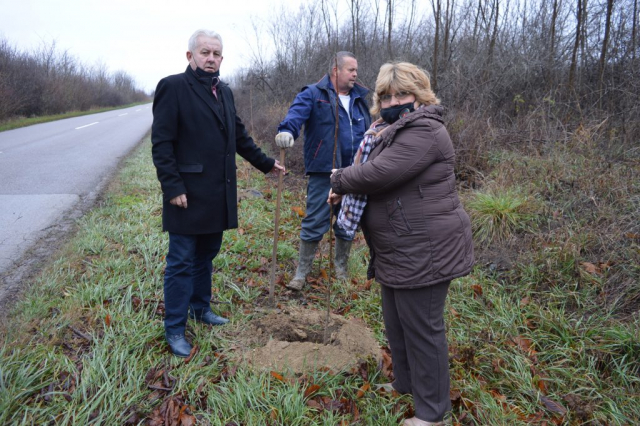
[[336, 122, 388, 236]]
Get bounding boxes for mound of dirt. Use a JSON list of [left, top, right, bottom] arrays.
[[233, 307, 381, 374]]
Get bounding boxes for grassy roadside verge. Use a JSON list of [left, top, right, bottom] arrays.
[[0, 137, 638, 425], [0, 101, 152, 132]]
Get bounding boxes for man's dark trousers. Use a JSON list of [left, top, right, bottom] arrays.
[[164, 232, 223, 334]]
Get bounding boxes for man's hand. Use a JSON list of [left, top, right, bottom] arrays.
[[275, 132, 294, 148], [269, 160, 286, 176], [170, 194, 188, 208]]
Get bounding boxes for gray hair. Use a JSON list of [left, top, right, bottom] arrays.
[[188, 30, 223, 52], [328, 51, 356, 74]]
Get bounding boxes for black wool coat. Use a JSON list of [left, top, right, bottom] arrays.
[[152, 66, 275, 234]]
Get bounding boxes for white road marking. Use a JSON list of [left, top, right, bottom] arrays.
[[118, 113, 128, 116], [75, 122, 99, 130], [135, 109, 141, 112]]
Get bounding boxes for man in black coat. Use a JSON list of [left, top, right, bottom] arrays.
[[152, 29, 284, 357]]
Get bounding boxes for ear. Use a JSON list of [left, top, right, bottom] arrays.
[[186, 51, 193, 62]]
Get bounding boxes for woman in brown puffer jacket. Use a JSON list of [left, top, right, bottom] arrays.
[[329, 62, 474, 426]]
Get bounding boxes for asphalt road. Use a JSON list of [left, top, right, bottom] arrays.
[[0, 103, 153, 282]]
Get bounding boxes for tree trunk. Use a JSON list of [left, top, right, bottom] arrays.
[[633, 0, 638, 61], [387, 0, 394, 59], [484, 0, 499, 82], [431, 0, 442, 90], [568, 0, 583, 92], [547, 0, 559, 87], [598, 0, 614, 106], [350, 0, 358, 55], [443, 0, 455, 67]]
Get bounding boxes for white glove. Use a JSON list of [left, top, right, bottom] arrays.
[[275, 132, 294, 148]]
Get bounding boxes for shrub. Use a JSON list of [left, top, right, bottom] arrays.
[[466, 187, 541, 246]]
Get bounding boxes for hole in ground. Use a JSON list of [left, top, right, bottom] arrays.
[[253, 318, 342, 344]]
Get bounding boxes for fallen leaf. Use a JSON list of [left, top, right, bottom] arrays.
[[238, 228, 245, 235], [526, 411, 544, 423], [537, 378, 547, 394], [513, 336, 534, 354], [304, 384, 321, 399], [104, 314, 112, 327], [292, 206, 306, 217], [520, 296, 530, 306], [306, 399, 323, 410], [471, 284, 483, 298], [270, 371, 285, 382], [320, 268, 328, 280], [131, 296, 142, 308], [449, 307, 461, 319], [184, 345, 199, 364], [380, 348, 394, 378], [356, 382, 370, 398], [580, 262, 600, 274], [492, 358, 504, 373], [540, 395, 567, 414], [179, 405, 196, 426]]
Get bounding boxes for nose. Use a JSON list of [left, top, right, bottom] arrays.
[[389, 96, 400, 106]]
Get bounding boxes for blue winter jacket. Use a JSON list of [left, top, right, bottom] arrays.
[[277, 74, 371, 173]]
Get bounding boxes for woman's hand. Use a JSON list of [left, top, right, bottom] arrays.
[[327, 189, 342, 205]]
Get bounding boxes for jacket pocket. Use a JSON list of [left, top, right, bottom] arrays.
[[177, 163, 203, 173], [387, 197, 413, 236]]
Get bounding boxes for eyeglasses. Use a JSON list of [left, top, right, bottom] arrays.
[[379, 91, 411, 103]]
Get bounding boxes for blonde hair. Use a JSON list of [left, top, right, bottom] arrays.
[[371, 62, 440, 115]]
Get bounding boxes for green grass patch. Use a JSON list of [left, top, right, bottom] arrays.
[[466, 186, 542, 246], [0, 101, 151, 132], [0, 137, 638, 424]]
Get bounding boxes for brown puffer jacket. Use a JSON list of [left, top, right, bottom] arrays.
[[331, 105, 474, 289]]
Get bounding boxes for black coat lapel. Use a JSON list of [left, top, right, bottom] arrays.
[[185, 69, 226, 126]]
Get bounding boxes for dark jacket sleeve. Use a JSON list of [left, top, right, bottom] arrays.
[[331, 125, 439, 195], [276, 86, 315, 140], [151, 77, 186, 201]]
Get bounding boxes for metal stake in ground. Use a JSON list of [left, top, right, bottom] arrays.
[[324, 54, 340, 344], [269, 148, 286, 307]]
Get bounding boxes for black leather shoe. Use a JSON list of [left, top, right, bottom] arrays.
[[166, 334, 192, 358], [189, 309, 229, 326]]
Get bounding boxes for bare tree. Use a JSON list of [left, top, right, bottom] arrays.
[[598, 0, 614, 105], [569, 0, 584, 93]]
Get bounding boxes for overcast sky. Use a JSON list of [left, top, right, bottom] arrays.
[[0, 0, 301, 93]]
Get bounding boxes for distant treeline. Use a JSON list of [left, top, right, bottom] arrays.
[[0, 39, 149, 121], [232, 0, 638, 171]]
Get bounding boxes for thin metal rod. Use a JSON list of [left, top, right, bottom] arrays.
[[269, 148, 286, 307]]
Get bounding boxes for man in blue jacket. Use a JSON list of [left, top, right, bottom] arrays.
[[275, 51, 371, 290]]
